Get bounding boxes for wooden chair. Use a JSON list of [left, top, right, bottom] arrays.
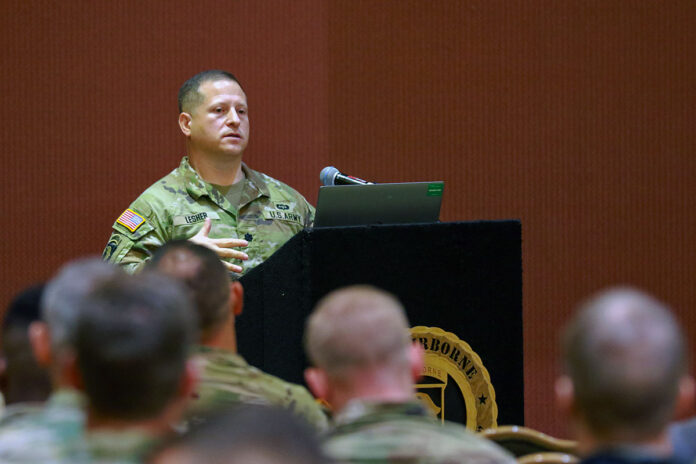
[[518, 452, 579, 464], [479, 425, 578, 457]]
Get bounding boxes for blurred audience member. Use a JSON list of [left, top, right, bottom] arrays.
[[69, 271, 196, 463], [304, 285, 515, 464], [556, 288, 694, 464], [148, 240, 327, 431], [0, 284, 51, 408], [0, 258, 121, 462], [149, 404, 329, 464]]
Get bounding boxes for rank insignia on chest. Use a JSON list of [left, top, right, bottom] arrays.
[[116, 209, 146, 232]]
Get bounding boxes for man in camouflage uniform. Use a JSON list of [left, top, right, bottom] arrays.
[[149, 240, 327, 431], [557, 288, 694, 464], [304, 286, 515, 464], [0, 258, 122, 462], [68, 271, 197, 463], [103, 69, 314, 275]]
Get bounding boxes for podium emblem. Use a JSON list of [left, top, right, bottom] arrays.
[[411, 326, 497, 431]]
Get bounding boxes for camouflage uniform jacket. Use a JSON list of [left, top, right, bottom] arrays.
[[0, 388, 86, 463], [103, 157, 314, 274], [324, 399, 515, 464], [189, 345, 328, 431]]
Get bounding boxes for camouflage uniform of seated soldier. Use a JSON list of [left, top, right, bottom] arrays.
[[304, 285, 516, 464], [0, 258, 122, 463], [149, 240, 328, 431]]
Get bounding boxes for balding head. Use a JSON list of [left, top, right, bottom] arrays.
[[561, 287, 688, 441], [305, 285, 411, 379]]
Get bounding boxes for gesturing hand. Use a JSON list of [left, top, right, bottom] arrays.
[[188, 218, 249, 273]]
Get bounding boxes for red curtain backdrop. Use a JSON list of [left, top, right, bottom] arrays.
[[2, 0, 695, 436]]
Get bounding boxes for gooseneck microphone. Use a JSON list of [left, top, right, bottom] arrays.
[[320, 166, 374, 186]]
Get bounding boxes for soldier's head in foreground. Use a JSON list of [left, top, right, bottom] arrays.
[[149, 404, 328, 464], [73, 272, 196, 426], [30, 258, 123, 388], [149, 240, 244, 346], [557, 287, 694, 453], [0, 284, 51, 404], [304, 285, 423, 412]]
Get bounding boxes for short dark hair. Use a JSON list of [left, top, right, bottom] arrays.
[[563, 287, 687, 440], [2, 285, 51, 404], [74, 272, 196, 421], [151, 405, 328, 464], [178, 70, 242, 113], [149, 240, 230, 341]]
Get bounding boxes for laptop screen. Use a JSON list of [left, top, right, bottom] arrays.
[[313, 181, 444, 228]]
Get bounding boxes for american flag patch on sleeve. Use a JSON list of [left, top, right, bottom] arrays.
[[116, 209, 146, 232]]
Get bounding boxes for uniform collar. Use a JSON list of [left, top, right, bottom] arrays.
[[241, 162, 271, 198], [333, 399, 429, 426], [48, 388, 87, 410], [178, 156, 270, 206], [192, 344, 249, 367]]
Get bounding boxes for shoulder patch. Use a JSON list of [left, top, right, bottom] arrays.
[[116, 209, 146, 232]]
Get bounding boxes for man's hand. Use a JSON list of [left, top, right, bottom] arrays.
[[189, 218, 249, 273]]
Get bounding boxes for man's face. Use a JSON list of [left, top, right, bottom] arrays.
[[185, 79, 249, 158]]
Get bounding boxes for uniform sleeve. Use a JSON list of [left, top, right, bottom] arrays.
[[102, 203, 168, 274], [293, 192, 314, 228], [304, 199, 316, 228]]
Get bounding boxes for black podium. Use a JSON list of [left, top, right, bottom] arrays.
[[238, 221, 523, 427]]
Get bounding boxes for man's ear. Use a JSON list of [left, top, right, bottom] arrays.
[[555, 375, 575, 417], [304, 367, 329, 401], [674, 375, 696, 420], [29, 322, 52, 367], [178, 112, 192, 136], [409, 341, 425, 382], [229, 281, 244, 317], [179, 359, 198, 400], [63, 353, 83, 391]]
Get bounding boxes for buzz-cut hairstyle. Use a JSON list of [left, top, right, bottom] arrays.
[[41, 257, 123, 354], [562, 287, 687, 441], [74, 272, 196, 421], [178, 70, 242, 113], [304, 285, 411, 378], [148, 240, 230, 342]]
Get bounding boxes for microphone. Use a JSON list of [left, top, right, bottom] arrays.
[[320, 166, 374, 186]]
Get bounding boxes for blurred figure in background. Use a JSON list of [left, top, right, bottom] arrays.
[[556, 288, 694, 464], [0, 284, 51, 409], [304, 285, 515, 464], [149, 404, 329, 464], [68, 271, 197, 463], [149, 240, 327, 431], [0, 258, 121, 462]]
